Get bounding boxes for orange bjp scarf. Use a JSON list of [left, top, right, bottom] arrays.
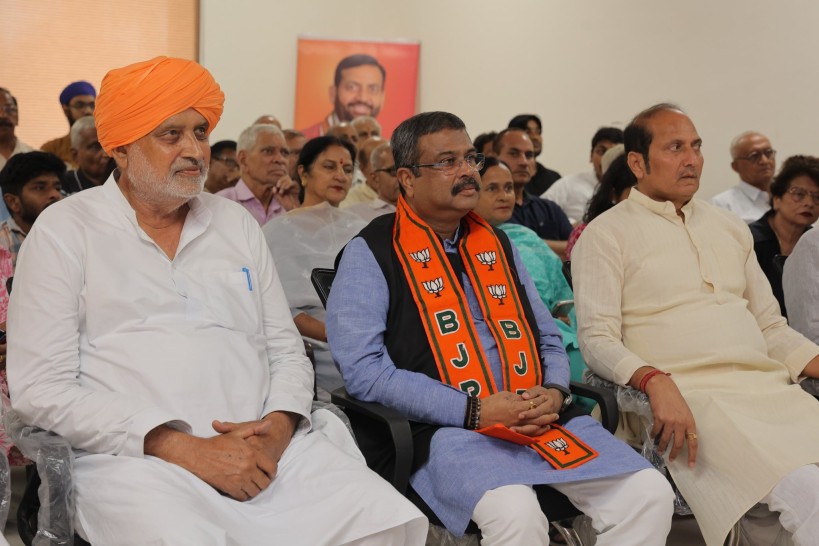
[[393, 196, 596, 469]]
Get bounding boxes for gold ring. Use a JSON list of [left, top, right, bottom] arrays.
[[685, 432, 697, 441], [529, 400, 536, 410]]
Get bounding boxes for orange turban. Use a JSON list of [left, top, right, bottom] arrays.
[[95, 56, 224, 154]]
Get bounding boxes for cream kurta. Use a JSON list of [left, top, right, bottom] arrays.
[[572, 189, 819, 546]]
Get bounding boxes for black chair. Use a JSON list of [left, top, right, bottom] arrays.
[[311, 267, 620, 544]]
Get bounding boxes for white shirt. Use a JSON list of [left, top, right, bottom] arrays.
[[783, 227, 819, 344], [0, 138, 35, 171], [709, 180, 770, 223], [8, 177, 315, 457], [542, 170, 598, 224], [344, 197, 396, 223], [340, 180, 377, 208]]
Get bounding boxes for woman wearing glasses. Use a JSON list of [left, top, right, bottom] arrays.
[[749, 155, 819, 317]]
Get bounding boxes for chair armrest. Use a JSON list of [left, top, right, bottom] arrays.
[[3, 411, 76, 546], [330, 388, 413, 494], [801, 377, 819, 399], [569, 381, 618, 434]]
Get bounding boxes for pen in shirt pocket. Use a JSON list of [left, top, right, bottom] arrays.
[[242, 267, 253, 291]]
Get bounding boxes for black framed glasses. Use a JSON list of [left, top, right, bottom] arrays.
[[737, 149, 776, 164], [409, 153, 485, 174], [786, 186, 819, 203], [213, 156, 239, 169], [374, 166, 398, 177]]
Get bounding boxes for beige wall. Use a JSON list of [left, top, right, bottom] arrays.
[[2, 0, 198, 154], [202, 0, 819, 199]]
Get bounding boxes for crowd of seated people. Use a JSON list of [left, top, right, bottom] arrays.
[[4, 59, 819, 546]]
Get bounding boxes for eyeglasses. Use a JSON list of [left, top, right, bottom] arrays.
[[213, 156, 239, 169], [737, 149, 776, 164], [0, 105, 18, 115], [374, 166, 397, 177], [786, 186, 819, 203], [409, 153, 485, 174], [69, 101, 95, 111]]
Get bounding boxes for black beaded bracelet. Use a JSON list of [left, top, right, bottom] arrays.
[[464, 395, 481, 430]]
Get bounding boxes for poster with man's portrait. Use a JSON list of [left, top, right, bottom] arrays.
[[294, 37, 420, 140]]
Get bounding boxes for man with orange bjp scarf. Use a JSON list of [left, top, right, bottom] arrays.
[[7, 57, 426, 545]]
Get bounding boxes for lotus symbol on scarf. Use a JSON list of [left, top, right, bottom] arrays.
[[487, 284, 507, 305], [422, 277, 444, 298], [410, 248, 431, 268], [475, 251, 497, 271], [546, 437, 570, 455]]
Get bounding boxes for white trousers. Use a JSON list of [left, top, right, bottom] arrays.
[[471, 468, 674, 546], [761, 464, 819, 546]]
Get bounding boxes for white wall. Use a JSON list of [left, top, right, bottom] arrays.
[[201, 0, 819, 198]]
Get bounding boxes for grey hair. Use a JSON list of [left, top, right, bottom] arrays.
[[392, 111, 467, 176], [352, 115, 382, 133], [237, 124, 285, 153], [70, 115, 97, 148]]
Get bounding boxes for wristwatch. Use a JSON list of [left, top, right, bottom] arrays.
[[544, 383, 573, 412]]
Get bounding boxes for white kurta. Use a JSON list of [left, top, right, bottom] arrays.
[[542, 170, 598, 225], [572, 189, 819, 546], [7, 178, 425, 545]]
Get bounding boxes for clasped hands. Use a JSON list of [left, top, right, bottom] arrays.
[[145, 412, 297, 502], [479, 386, 563, 437]]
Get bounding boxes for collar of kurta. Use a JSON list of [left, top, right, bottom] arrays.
[[629, 187, 695, 221]]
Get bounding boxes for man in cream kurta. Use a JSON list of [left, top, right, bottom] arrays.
[[7, 56, 426, 546], [573, 103, 819, 546]]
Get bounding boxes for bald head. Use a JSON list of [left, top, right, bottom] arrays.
[[730, 131, 775, 190], [253, 115, 282, 128]]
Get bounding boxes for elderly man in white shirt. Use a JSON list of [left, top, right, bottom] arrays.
[[710, 131, 776, 223], [542, 127, 623, 224], [345, 143, 399, 223], [6, 56, 426, 545]]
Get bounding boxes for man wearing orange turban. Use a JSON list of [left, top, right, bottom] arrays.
[[8, 57, 426, 545]]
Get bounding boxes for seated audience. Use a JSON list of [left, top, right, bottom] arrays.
[[345, 143, 399, 223], [62, 115, 113, 193], [343, 136, 385, 206], [566, 145, 636, 259], [574, 103, 819, 546], [544, 127, 624, 224], [474, 157, 587, 383], [495, 128, 573, 258], [283, 129, 306, 181], [352, 115, 381, 142], [41, 81, 96, 166], [0, 246, 27, 467], [204, 140, 239, 194], [216, 124, 299, 224], [0, 88, 35, 171], [749, 155, 819, 316], [508, 113, 561, 195], [784, 227, 819, 344], [8, 56, 425, 545], [710, 131, 776, 223], [0, 151, 64, 266], [472, 131, 497, 157], [263, 136, 366, 395], [327, 122, 358, 148], [327, 111, 674, 545]]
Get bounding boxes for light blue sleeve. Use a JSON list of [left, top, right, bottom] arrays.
[[326, 236, 468, 427]]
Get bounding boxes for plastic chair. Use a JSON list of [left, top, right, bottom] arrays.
[[312, 267, 621, 545]]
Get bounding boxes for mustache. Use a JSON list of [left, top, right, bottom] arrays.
[[347, 101, 373, 109], [451, 177, 480, 196], [172, 158, 206, 173]]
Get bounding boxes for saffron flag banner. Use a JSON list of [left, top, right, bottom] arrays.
[[295, 36, 420, 140]]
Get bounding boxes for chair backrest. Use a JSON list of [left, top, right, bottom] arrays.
[[310, 268, 336, 308], [562, 260, 573, 289]]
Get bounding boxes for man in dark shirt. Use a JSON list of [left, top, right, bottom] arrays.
[[62, 116, 113, 194], [495, 128, 572, 258], [508, 114, 561, 195]]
